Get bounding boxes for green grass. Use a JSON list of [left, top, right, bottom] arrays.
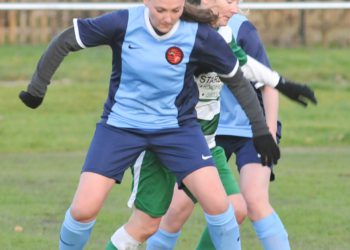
[[0, 46, 349, 151], [1, 45, 350, 249], [1, 149, 349, 249]]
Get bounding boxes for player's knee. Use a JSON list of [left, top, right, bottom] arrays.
[[229, 194, 247, 225], [162, 209, 187, 232], [143, 218, 161, 238], [70, 204, 98, 222], [233, 198, 247, 225], [235, 206, 247, 224], [244, 194, 270, 219]]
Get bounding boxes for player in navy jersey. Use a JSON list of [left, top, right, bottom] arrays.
[[18, 0, 281, 249], [190, 0, 292, 249], [19, 0, 315, 249]]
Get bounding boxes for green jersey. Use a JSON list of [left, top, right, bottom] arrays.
[[195, 26, 247, 149]]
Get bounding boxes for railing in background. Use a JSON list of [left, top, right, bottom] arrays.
[[1, 1, 350, 46], [1, 2, 350, 10]]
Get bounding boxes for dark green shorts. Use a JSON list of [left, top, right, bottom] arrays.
[[128, 151, 176, 217], [128, 146, 240, 217]]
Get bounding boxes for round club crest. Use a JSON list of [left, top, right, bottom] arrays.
[[165, 47, 184, 65]]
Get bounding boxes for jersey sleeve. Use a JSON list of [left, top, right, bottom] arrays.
[[73, 10, 128, 48], [195, 25, 239, 77], [236, 21, 270, 68]]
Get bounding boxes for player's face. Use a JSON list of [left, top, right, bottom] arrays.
[[203, 0, 239, 27], [144, 0, 185, 33]]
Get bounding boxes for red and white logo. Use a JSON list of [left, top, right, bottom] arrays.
[[165, 47, 184, 65]]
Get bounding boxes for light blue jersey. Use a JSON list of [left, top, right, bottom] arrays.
[[217, 14, 271, 138], [73, 6, 238, 130]]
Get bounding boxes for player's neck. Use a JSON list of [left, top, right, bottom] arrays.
[[151, 25, 166, 36]]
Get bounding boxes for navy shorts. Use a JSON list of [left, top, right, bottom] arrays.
[[216, 136, 263, 169], [215, 135, 279, 181], [82, 120, 214, 186]]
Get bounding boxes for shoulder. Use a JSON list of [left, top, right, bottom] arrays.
[[79, 9, 129, 30], [94, 6, 145, 26], [195, 23, 221, 41], [228, 14, 256, 39], [228, 15, 270, 65], [127, 5, 145, 20], [229, 13, 248, 26], [228, 14, 263, 52]]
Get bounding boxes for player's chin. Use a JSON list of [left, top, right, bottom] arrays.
[[159, 24, 173, 33]]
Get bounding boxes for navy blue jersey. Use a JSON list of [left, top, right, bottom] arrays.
[[73, 6, 238, 130], [217, 14, 271, 138]]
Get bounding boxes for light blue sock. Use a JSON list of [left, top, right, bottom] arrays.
[[146, 228, 181, 250], [59, 209, 96, 250], [253, 212, 290, 250], [205, 204, 241, 250]]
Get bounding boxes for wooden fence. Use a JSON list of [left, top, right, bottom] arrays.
[[1, 0, 350, 47], [0, 0, 111, 44]]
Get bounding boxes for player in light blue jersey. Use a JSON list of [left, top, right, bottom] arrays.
[[140, 0, 316, 250], [105, 1, 316, 250], [215, 10, 292, 250], [18, 0, 285, 249]]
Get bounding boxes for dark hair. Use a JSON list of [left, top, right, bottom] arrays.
[[181, 2, 218, 24], [187, 0, 201, 5]]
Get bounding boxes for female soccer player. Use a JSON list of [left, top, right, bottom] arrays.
[[105, 1, 316, 250], [19, 0, 284, 249], [215, 9, 293, 250]]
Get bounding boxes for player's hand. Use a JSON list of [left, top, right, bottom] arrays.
[[253, 133, 280, 166], [276, 77, 317, 107], [19, 91, 43, 109]]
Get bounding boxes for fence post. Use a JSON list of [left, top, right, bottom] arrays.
[[8, 0, 18, 44], [299, 9, 306, 45], [0, 11, 4, 44]]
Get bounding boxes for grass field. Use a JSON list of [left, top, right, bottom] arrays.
[[0, 45, 350, 249]]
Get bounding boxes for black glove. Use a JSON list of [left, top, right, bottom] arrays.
[[19, 91, 43, 109], [276, 77, 317, 107], [253, 133, 280, 166]]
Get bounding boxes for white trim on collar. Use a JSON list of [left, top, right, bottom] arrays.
[[144, 7, 180, 41]]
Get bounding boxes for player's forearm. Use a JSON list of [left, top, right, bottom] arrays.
[[261, 86, 279, 139], [240, 55, 280, 88], [27, 26, 82, 97]]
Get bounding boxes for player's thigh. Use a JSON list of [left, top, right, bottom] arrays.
[[151, 122, 228, 214], [151, 121, 215, 187], [236, 138, 272, 199], [239, 163, 271, 201], [71, 172, 115, 221], [183, 166, 229, 214], [160, 185, 195, 233], [82, 122, 147, 183], [181, 146, 241, 204]]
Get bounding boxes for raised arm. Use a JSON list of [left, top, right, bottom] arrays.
[[227, 36, 317, 107], [241, 55, 317, 106], [19, 27, 82, 108]]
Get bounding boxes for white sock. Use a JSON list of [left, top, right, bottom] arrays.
[[111, 226, 141, 250]]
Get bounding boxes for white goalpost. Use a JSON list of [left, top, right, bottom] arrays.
[[1, 2, 350, 11]]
